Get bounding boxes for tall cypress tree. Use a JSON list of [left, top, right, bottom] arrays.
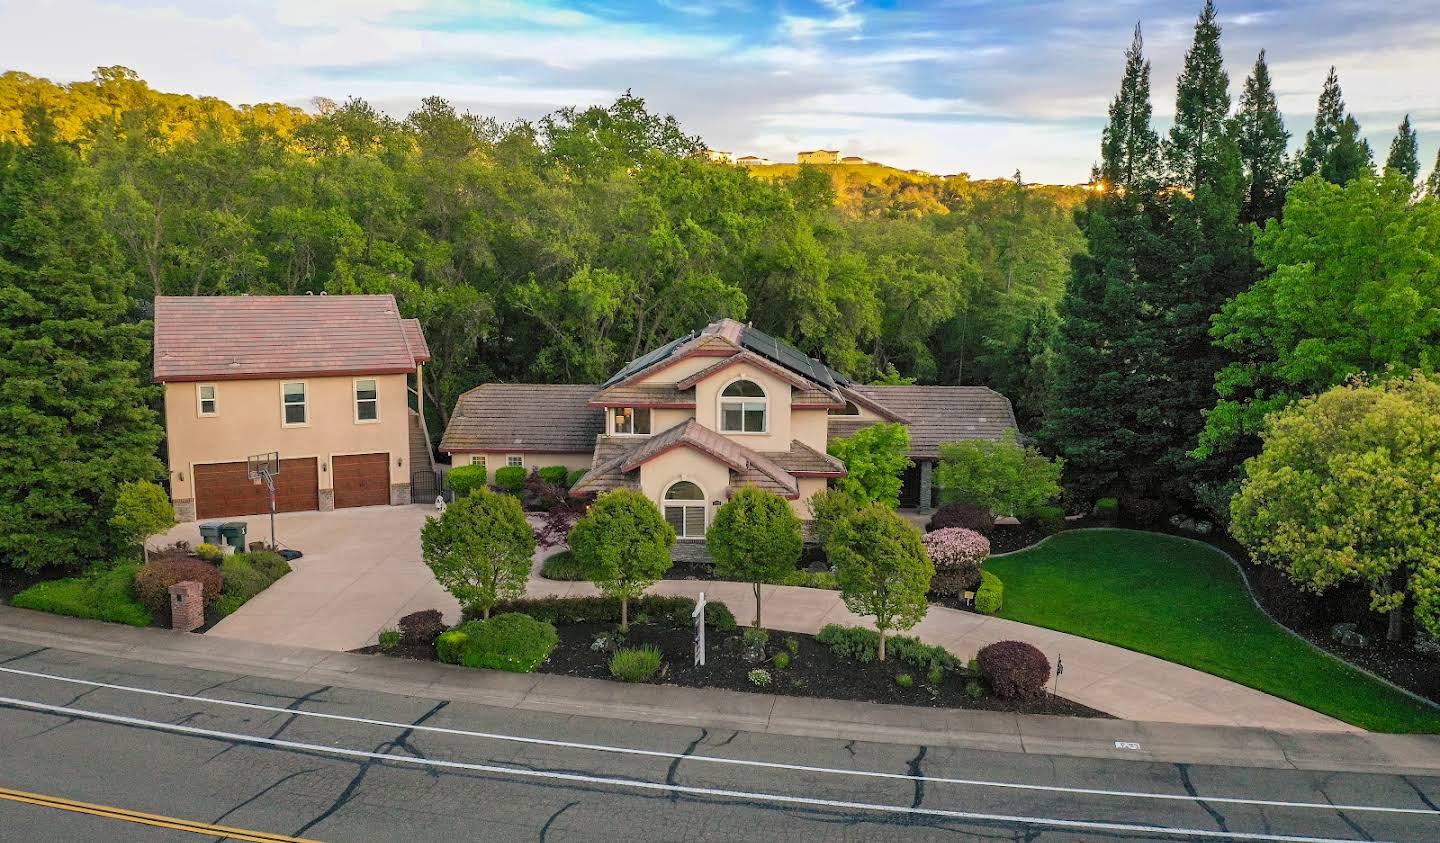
[[1164, 0, 1229, 191], [1234, 49, 1290, 225], [1427, 147, 1440, 198], [0, 109, 165, 572], [1044, 25, 1159, 504], [1384, 114, 1420, 182], [1296, 68, 1373, 184]]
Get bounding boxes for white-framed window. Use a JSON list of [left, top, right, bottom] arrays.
[[612, 407, 652, 435], [354, 378, 379, 423], [281, 381, 308, 426], [719, 379, 767, 433], [507, 454, 524, 468], [664, 480, 707, 539], [469, 455, 487, 470], [197, 384, 218, 417]]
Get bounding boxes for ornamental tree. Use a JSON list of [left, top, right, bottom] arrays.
[[936, 430, 1062, 517], [827, 422, 912, 507], [1230, 373, 1440, 640], [806, 488, 859, 551], [708, 486, 803, 628], [568, 489, 674, 630], [921, 527, 990, 596], [421, 488, 536, 620], [109, 480, 176, 563], [827, 505, 934, 661]]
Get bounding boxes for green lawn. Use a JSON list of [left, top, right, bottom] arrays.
[[985, 529, 1440, 733]]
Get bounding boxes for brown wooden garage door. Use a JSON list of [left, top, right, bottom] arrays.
[[333, 453, 390, 509], [194, 458, 319, 519]]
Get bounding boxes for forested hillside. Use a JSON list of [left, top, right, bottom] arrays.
[[0, 67, 1082, 434]]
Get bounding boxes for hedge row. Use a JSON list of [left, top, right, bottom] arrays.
[[473, 594, 737, 631]]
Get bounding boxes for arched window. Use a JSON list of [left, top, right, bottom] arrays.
[[664, 480, 706, 538], [720, 379, 767, 433], [828, 401, 860, 416]]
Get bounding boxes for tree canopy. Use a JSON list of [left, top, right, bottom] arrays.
[[420, 489, 536, 620], [707, 487, 803, 628]]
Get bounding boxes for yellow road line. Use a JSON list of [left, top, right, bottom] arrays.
[[0, 785, 322, 842]]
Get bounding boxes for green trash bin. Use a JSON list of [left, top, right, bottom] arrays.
[[220, 522, 248, 551], [198, 522, 224, 547]]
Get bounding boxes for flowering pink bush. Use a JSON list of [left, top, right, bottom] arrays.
[[922, 527, 990, 595]]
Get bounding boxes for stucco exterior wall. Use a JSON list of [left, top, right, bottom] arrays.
[[164, 373, 411, 503], [453, 451, 595, 472], [790, 408, 829, 454], [635, 353, 729, 385], [691, 361, 795, 452], [792, 478, 829, 519], [637, 447, 730, 537]]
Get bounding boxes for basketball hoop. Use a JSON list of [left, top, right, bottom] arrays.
[[247, 452, 281, 549]]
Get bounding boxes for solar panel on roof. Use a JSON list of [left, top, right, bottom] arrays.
[[600, 332, 694, 387], [737, 325, 849, 390]]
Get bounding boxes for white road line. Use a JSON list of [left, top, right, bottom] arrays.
[[0, 694, 1407, 843], [0, 664, 1434, 818]]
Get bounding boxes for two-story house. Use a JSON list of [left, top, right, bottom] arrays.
[[439, 320, 1017, 540], [154, 294, 433, 521]]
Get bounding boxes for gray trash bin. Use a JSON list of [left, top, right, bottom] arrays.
[[198, 522, 224, 547], [220, 522, 248, 551]]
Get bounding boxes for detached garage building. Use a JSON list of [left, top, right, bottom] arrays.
[[154, 294, 432, 521]]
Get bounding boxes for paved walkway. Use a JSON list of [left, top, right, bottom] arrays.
[[156, 508, 1356, 731]]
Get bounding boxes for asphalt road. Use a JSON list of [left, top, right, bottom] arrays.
[[0, 640, 1437, 842]]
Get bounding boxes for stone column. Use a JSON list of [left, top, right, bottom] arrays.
[[390, 483, 412, 505], [918, 460, 934, 515], [174, 498, 197, 522], [168, 580, 204, 632]]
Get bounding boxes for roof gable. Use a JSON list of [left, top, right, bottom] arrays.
[[153, 294, 428, 382]]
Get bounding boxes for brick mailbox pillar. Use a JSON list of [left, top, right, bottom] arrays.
[[169, 580, 205, 632]]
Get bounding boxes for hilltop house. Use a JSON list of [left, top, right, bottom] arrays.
[[735, 155, 771, 166], [439, 320, 1016, 538], [797, 149, 840, 164], [154, 294, 434, 521], [840, 155, 866, 164]]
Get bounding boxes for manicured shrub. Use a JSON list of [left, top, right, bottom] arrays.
[[243, 550, 292, 581], [1093, 497, 1119, 522], [11, 562, 152, 626], [772, 651, 791, 670], [785, 637, 800, 656], [815, 624, 960, 672], [977, 640, 1051, 701], [1022, 505, 1067, 536], [609, 646, 663, 682], [217, 554, 269, 616], [195, 543, 224, 563], [436, 629, 468, 664], [974, 570, 1003, 615], [1122, 497, 1165, 526], [493, 465, 527, 492], [569, 489, 675, 630], [540, 550, 585, 581], [895, 673, 914, 688], [455, 613, 559, 672], [742, 627, 770, 647], [778, 569, 839, 590], [566, 468, 588, 488], [922, 527, 990, 595], [479, 595, 738, 631], [748, 669, 772, 687], [926, 502, 995, 535], [134, 557, 222, 622], [446, 464, 488, 496], [378, 628, 402, 650], [538, 465, 570, 486], [708, 487, 803, 628], [399, 609, 446, 646], [926, 664, 944, 686], [423, 488, 535, 620], [829, 504, 933, 661], [109, 479, 176, 562]]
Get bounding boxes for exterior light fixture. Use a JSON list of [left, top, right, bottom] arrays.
[[321, 462, 328, 472]]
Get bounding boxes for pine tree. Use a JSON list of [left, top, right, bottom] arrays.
[[1044, 25, 1157, 504], [0, 109, 165, 572], [1296, 68, 1373, 185], [1427, 147, 1440, 198], [1234, 50, 1290, 225], [1384, 114, 1420, 182], [1165, 0, 1230, 191]]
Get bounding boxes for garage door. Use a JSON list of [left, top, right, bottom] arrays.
[[194, 458, 319, 520], [333, 453, 390, 509]]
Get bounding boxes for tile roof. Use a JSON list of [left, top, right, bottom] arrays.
[[622, 419, 750, 472], [568, 438, 640, 496], [402, 318, 431, 363], [440, 384, 604, 453], [153, 295, 428, 381], [569, 420, 805, 499], [589, 383, 695, 408], [674, 350, 815, 391], [763, 440, 847, 476], [830, 386, 1019, 459]]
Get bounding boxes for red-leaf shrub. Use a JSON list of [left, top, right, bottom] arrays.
[[399, 609, 446, 646], [133, 557, 222, 623], [922, 528, 990, 595], [927, 502, 995, 535], [977, 640, 1051, 701]]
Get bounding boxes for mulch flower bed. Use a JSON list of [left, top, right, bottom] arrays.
[[356, 620, 1107, 718]]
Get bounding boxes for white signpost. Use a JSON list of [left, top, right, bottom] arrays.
[[693, 591, 707, 667]]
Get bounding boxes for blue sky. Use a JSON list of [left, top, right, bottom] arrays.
[[2, 0, 1436, 183]]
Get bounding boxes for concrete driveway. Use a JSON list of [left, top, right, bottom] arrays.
[[154, 504, 457, 651]]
